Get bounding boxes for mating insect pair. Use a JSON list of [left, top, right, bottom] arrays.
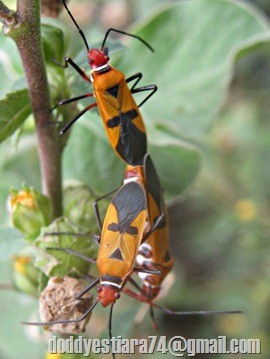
[[26, 154, 173, 330], [25, 153, 240, 340], [24, 0, 242, 348]]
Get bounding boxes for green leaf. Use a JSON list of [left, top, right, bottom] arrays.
[[63, 117, 125, 194], [35, 217, 96, 277], [116, 0, 270, 140], [149, 141, 201, 201], [64, 183, 109, 231], [0, 89, 31, 143], [41, 22, 67, 64]]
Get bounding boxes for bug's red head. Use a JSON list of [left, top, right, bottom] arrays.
[[97, 285, 120, 307], [87, 48, 110, 70]]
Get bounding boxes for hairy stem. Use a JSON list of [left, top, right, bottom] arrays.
[[2, 0, 63, 219]]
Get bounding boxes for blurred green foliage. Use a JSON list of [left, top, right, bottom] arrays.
[[0, 0, 270, 358]]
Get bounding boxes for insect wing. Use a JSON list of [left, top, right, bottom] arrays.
[[97, 181, 147, 286], [93, 68, 147, 166], [144, 154, 173, 282]]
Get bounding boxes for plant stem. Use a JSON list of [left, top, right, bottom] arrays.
[[2, 0, 63, 219]]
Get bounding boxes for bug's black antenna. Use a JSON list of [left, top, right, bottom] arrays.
[[109, 304, 116, 359], [101, 28, 154, 53], [61, 0, 90, 51]]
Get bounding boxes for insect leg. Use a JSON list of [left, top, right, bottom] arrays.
[[76, 278, 100, 299], [133, 264, 161, 276], [149, 306, 158, 330], [126, 72, 157, 107], [93, 188, 119, 233], [53, 57, 91, 83], [46, 247, 96, 263], [51, 93, 94, 112], [141, 213, 165, 244], [44, 231, 92, 239], [59, 102, 98, 134], [21, 297, 99, 326], [127, 276, 146, 294]]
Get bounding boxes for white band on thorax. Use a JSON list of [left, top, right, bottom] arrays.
[[100, 281, 122, 289], [91, 64, 110, 73], [123, 176, 139, 184]]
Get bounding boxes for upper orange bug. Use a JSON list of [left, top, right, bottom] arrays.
[[52, 0, 157, 166]]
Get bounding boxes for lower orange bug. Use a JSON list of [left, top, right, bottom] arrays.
[[52, 0, 157, 166], [22, 179, 163, 352]]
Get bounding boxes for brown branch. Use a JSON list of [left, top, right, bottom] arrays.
[[2, 0, 63, 219], [0, 1, 16, 25]]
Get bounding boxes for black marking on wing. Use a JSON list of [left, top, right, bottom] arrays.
[[116, 109, 146, 165], [144, 154, 167, 228], [107, 116, 120, 128], [106, 84, 119, 98], [107, 109, 138, 129], [144, 154, 161, 209], [112, 182, 146, 233], [107, 109, 146, 165], [107, 223, 119, 232], [109, 247, 124, 261], [108, 222, 138, 235]]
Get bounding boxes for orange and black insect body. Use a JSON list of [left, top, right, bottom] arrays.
[[123, 154, 173, 304], [95, 181, 147, 307], [137, 154, 173, 301], [53, 0, 157, 166]]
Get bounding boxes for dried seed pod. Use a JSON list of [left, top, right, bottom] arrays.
[[39, 276, 92, 334]]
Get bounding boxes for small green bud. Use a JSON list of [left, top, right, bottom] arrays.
[[13, 256, 40, 296], [8, 185, 51, 240]]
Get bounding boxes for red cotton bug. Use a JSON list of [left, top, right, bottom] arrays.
[[53, 0, 157, 166], [22, 154, 241, 350]]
